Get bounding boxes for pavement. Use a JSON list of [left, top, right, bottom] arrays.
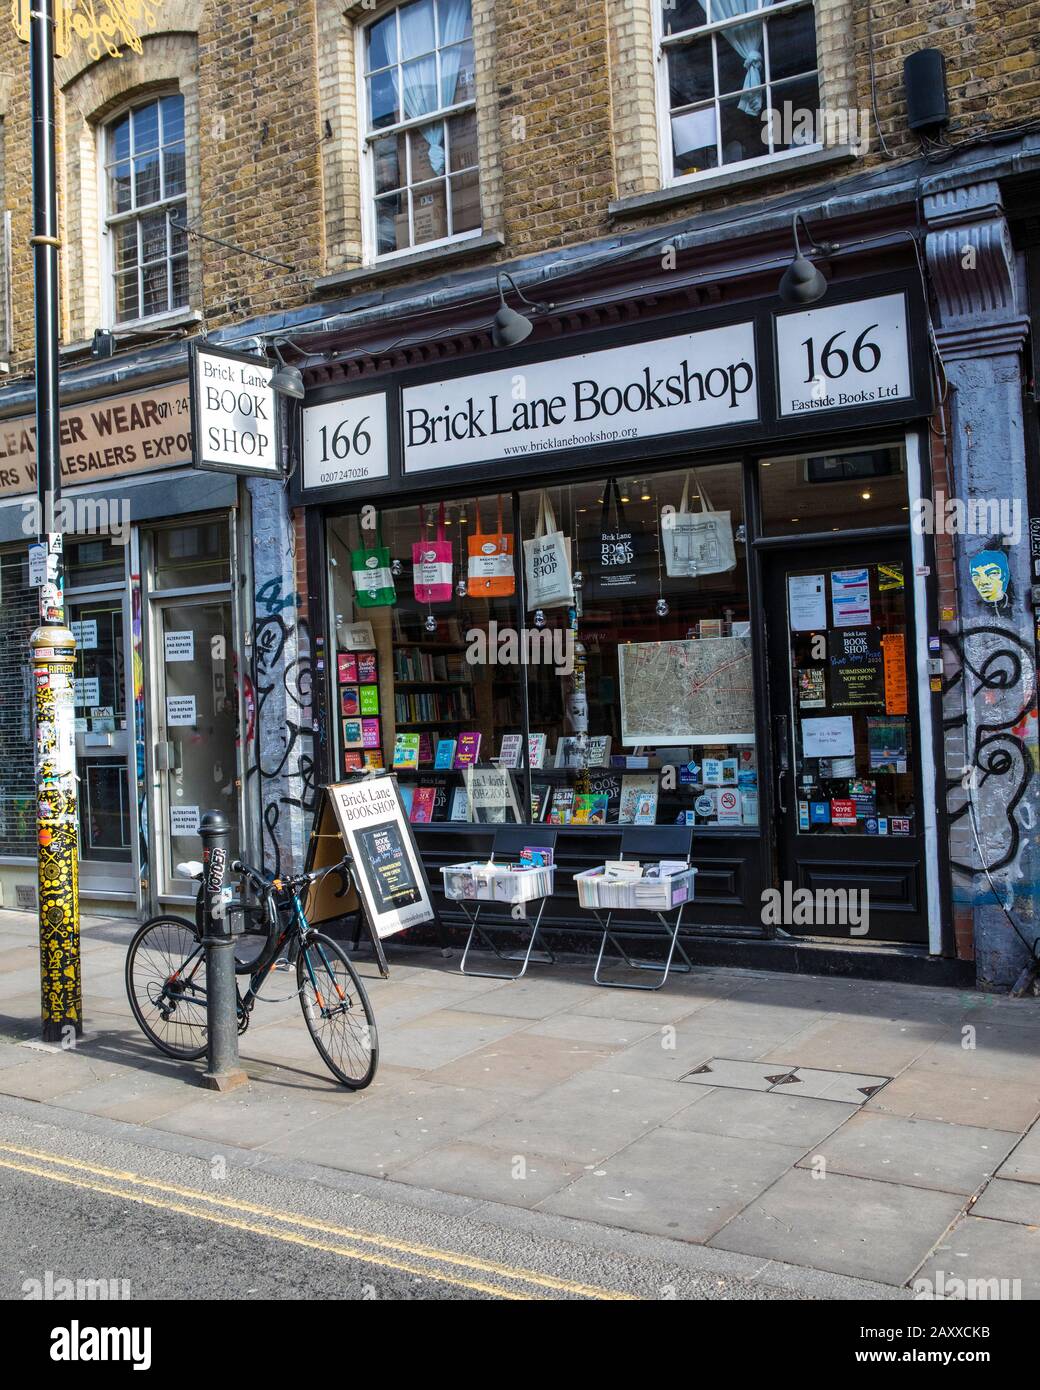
[[1, 905, 1039, 1300]]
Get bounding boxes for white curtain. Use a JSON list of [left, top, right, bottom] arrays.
[[713, 0, 766, 117], [403, 0, 471, 178]]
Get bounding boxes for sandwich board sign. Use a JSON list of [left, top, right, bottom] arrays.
[[303, 775, 439, 975]]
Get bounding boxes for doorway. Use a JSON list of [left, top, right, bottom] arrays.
[[762, 542, 928, 943]]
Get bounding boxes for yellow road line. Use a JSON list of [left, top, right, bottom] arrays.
[[0, 1141, 635, 1301], [0, 1154, 528, 1299]]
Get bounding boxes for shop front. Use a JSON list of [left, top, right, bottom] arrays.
[[0, 375, 248, 916], [295, 274, 948, 954]]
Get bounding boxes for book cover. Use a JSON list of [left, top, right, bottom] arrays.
[[528, 733, 548, 770], [409, 787, 436, 823], [417, 732, 435, 766], [619, 774, 658, 824], [363, 750, 384, 770], [530, 781, 551, 821], [342, 750, 363, 771], [398, 783, 414, 815], [586, 735, 612, 767], [337, 653, 358, 684], [633, 790, 658, 825], [573, 793, 609, 825], [554, 736, 584, 769], [449, 787, 470, 821], [342, 718, 364, 749], [357, 651, 378, 683], [454, 731, 482, 769], [340, 685, 361, 718], [361, 717, 381, 749], [434, 738, 457, 770], [498, 733, 524, 768], [359, 684, 380, 716], [393, 733, 420, 768], [547, 789, 574, 825]]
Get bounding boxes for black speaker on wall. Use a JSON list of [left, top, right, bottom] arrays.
[[904, 48, 950, 132]]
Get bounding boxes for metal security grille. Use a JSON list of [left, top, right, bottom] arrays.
[[0, 547, 38, 856]]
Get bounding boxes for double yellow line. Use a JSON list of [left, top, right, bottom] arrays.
[[0, 1141, 636, 1300]]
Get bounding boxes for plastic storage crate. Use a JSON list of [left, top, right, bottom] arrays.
[[441, 861, 555, 905], [574, 864, 697, 911]]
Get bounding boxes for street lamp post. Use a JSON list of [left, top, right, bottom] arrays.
[[13, 1, 163, 1039]]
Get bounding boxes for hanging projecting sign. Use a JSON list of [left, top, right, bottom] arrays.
[[302, 393, 390, 491], [774, 293, 912, 418], [401, 321, 759, 473], [189, 341, 283, 478]]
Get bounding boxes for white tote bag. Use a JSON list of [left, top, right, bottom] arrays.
[[524, 491, 574, 610], [661, 472, 736, 578]]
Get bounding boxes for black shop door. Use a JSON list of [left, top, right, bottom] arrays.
[[762, 542, 929, 943]]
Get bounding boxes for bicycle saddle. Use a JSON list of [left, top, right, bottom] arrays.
[[176, 860, 204, 880]]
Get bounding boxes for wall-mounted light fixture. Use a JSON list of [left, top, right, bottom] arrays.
[[778, 212, 839, 306], [491, 271, 552, 348]]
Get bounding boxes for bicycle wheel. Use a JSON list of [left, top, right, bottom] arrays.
[[297, 932, 378, 1089], [125, 916, 209, 1061]]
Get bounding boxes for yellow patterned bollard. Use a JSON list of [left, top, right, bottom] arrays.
[[31, 621, 82, 1041]]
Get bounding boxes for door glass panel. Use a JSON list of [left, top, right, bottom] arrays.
[[160, 602, 239, 880], [68, 595, 131, 864], [784, 560, 914, 837]]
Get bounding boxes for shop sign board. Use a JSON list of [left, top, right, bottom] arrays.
[[302, 393, 390, 491], [401, 321, 760, 473], [774, 293, 912, 418], [325, 775, 437, 937], [0, 381, 192, 500], [190, 341, 282, 478]]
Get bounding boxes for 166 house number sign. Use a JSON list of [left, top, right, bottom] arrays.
[[774, 293, 912, 417]]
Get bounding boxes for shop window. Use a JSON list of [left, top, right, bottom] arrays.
[[65, 536, 126, 587], [152, 520, 231, 589], [758, 443, 908, 536], [658, 0, 820, 183], [362, 0, 481, 259], [326, 465, 762, 830], [102, 93, 189, 324]]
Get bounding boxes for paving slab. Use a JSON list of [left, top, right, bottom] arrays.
[[710, 1168, 965, 1284], [970, 1177, 1040, 1226], [391, 1139, 584, 1208], [449, 976, 598, 1020], [55, 1068, 209, 1124], [592, 1029, 768, 1080], [538, 1126, 806, 1243], [571, 987, 725, 1026], [665, 1086, 857, 1149], [423, 1031, 615, 1097], [376, 1008, 529, 1070], [521, 1012, 659, 1048], [799, 1111, 1016, 1195], [864, 1064, 1040, 1133], [674, 999, 834, 1043], [760, 1016, 943, 1074], [260, 1080, 508, 1177], [914, 1214, 1040, 1299], [997, 1122, 1040, 1185], [467, 1069, 692, 1164], [680, 1058, 793, 1092], [151, 1080, 353, 1148], [0, 1048, 127, 1101]]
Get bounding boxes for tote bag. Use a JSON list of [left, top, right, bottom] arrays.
[[466, 497, 515, 598], [412, 502, 453, 603], [523, 491, 573, 611], [578, 479, 657, 602], [351, 518, 396, 608], [661, 472, 736, 578]]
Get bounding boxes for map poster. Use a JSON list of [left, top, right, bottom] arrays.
[[618, 636, 755, 746], [326, 776, 437, 938]]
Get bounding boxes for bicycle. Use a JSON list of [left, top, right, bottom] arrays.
[[125, 854, 378, 1089]]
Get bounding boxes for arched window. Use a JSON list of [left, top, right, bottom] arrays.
[[361, 0, 481, 259], [103, 93, 188, 323]]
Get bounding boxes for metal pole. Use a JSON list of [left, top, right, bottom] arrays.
[[29, 0, 81, 1042], [199, 811, 248, 1091]]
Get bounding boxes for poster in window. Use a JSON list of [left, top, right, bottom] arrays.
[[828, 627, 885, 709], [326, 776, 437, 937]]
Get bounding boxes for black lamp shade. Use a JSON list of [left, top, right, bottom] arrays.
[[778, 255, 828, 306], [491, 302, 534, 348], [271, 363, 305, 399]]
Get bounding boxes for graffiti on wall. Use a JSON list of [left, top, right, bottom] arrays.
[[942, 622, 1037, 878]]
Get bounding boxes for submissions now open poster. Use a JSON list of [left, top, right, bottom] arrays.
[[326, 776, 436, 938]]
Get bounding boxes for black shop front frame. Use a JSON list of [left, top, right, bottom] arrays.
[[296, 277, 945, 948]]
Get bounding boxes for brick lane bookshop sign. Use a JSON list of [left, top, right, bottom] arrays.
[[189, 341, 282, 477], [401, 321, 760, 472], [0, 381, 192, 499], [774, 293, 912, 417]]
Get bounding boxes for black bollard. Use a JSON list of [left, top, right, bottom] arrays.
[[199, 811, 248, 1092]]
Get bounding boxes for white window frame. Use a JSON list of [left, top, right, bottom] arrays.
[[356, 0, 483, 265], [98, 90, 190, 330], [653, 0, 822, 190]]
